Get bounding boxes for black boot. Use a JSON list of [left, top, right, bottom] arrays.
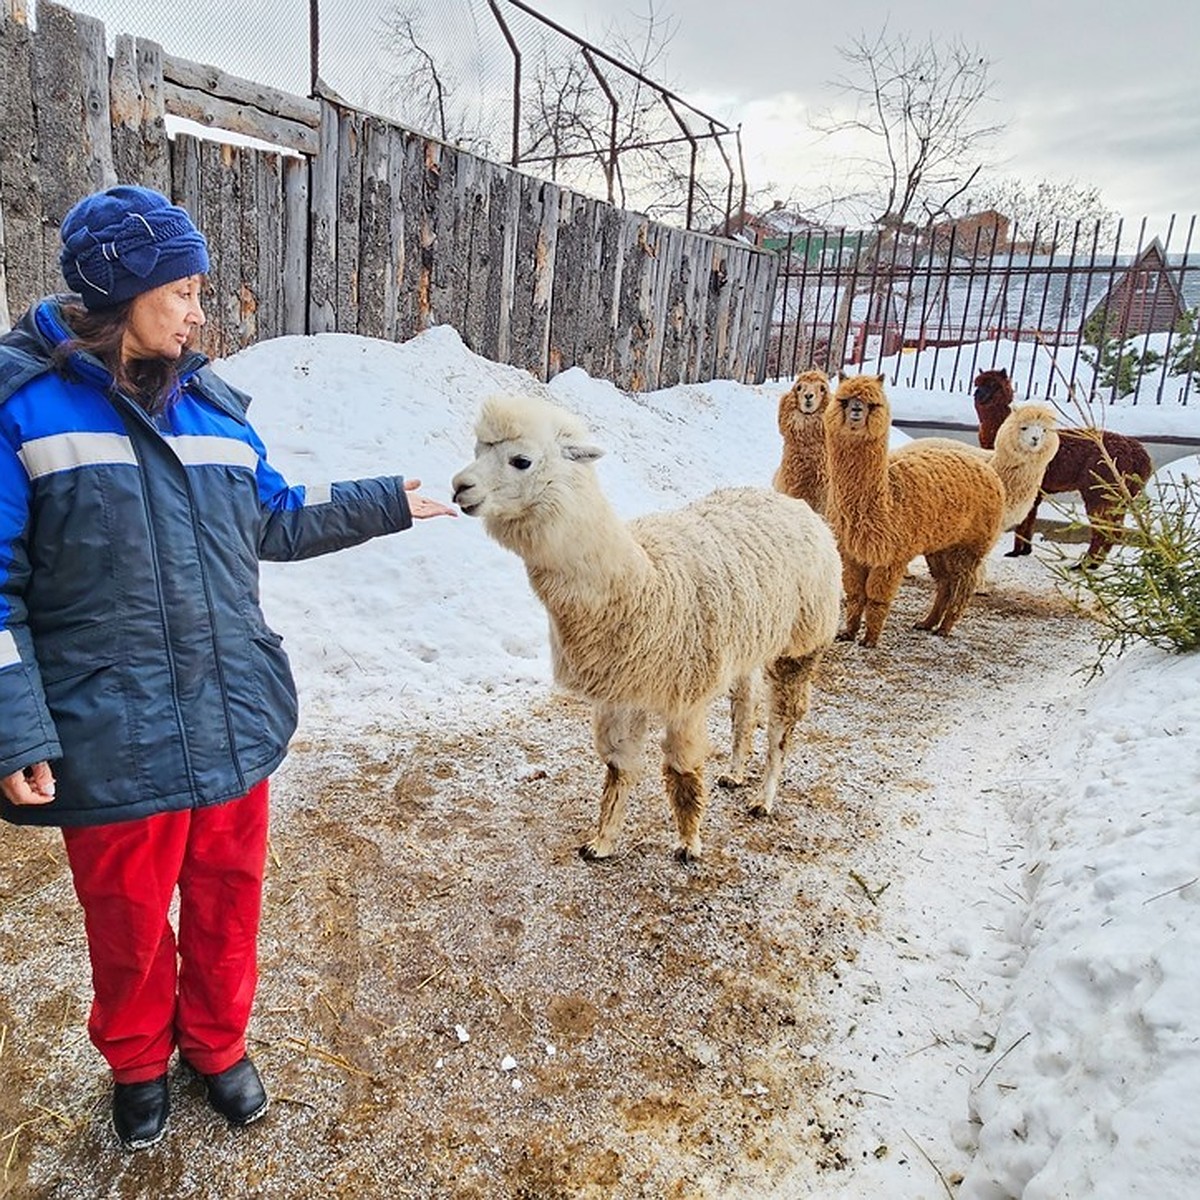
[[195, 1056, 269, 1126], [112, 1074, 169, 1150]]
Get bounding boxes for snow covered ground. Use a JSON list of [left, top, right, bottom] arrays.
[[210, 326, 1200, 1197]]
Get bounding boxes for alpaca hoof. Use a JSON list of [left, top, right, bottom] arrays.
[[860, 635, 879, 648], [672, 843, 701, 864], [716, 772, 744, 790], [578, 842, 614, 863], [748, 802, 770, 818], [835, 629, 856, 643]]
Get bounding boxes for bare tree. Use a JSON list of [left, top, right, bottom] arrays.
[[370, 1, 734, 230], [518, 1, 735, 230], [376, 5, 493, 154], [814, 28, 1004, 229], [809, 28, 1004, 369], [522, 54, 604, 186], [964, 176, 1118, 249]]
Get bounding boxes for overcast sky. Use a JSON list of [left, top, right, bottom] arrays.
[[67, 0, 1198, 240], [533, 0, 1199, 238]]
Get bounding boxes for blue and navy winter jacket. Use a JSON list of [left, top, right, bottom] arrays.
[[0, 297, 412, 827]]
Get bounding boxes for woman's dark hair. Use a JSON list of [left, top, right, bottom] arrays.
[[54, 301, 181, 416]]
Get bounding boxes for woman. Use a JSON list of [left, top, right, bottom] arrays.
[[0, 185, 455, 1150]]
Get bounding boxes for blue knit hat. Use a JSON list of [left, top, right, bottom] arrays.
[[60, 185, 210, 310]]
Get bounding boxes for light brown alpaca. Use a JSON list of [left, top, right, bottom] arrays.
[[974, 367, 1151, 562], [772, 368, 832, 514], [897, 402, 1060, 531], [823, 375, 1005, 647]]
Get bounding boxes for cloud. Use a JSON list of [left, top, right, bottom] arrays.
[[998, 80, 1200, 225]]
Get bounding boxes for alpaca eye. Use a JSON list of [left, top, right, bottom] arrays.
[[509, 454, 532, 470]]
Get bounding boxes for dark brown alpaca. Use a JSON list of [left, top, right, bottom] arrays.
[[972, 368, 1153, 562]]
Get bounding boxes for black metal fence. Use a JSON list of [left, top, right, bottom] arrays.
[[768, 216, 1200, 407]]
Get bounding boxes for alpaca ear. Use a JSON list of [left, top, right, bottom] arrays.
[[563, 442, 605, 463], [875, 374, 886, 384], [999, 367, 1008, 378]]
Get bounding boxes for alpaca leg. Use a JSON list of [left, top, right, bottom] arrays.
[[719, 671, 758, 788], [974, 558, 992, 596], [1081, 467, 1148, 564], [917, 579, 954, 631], [662, 708, 710, 862], [930, 558, 983, 637], [837, 559, 868, 642], [919, 549, 985, 632], [756, 649, 823, 818], [862, 562, 908, 648], [1007, 499, 1038, 556], [916, 552, 953, 632], [918, 548, 983, 636], [580, 703, 650, 862], [1079, 484, 1124, 564]]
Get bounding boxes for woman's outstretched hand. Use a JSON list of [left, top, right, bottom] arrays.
[[404, 478, 458, 519], [1, 761, 56, 806]]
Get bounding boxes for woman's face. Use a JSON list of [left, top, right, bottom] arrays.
[[121, 275, 206, 363]]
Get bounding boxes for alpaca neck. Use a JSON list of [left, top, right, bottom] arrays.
[[827, 431, 892, 526], [497, 480, 647, 612], [979, 408, 1009, 450]]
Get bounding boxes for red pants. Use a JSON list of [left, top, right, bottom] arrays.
[[61, 781, 269, 1084]]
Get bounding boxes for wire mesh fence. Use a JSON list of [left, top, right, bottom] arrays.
[[59, 0, 741, 231], [57, 0, 310, 95]]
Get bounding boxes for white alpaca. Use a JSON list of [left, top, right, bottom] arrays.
[[896, 402, 1060, 531], [451, 395, 842, 862]]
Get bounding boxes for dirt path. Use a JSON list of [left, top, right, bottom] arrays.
[[0, 559, 1099, 1200]]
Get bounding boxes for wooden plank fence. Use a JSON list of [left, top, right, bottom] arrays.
[[0, 1, 777, 389]]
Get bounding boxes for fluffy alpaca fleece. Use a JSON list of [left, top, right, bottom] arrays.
[[823, 374, 1005, 647], [452, 394, 842, 861], [898, 402, 1060, 531], [973, 368, 1152, 561], [772, 368, 832, 514]]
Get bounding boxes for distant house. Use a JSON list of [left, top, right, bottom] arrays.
[[924, 210, 1011, 258], [768, 278, 905, 375], [715, 202, 860, 265], [1084, 239, 1188, 338]]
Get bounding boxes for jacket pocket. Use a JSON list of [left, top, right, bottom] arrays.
[[225, 625, 300, 764], [42, 657, 139, 803]]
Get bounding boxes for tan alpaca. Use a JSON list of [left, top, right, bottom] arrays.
[[897, 402, 1060, 531], [772, 368, 832, 514], [823, 375, 1005, 647]]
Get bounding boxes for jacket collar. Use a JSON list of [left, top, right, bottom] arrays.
[[2, 297, 240, 420]]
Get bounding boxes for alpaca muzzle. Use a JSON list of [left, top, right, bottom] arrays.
[[451, 481, 481, 516]]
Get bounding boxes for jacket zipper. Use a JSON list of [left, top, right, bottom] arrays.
[[176, 378, 245, 796], [120, 397, 198, 802], [119, 382, 246, 802]]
